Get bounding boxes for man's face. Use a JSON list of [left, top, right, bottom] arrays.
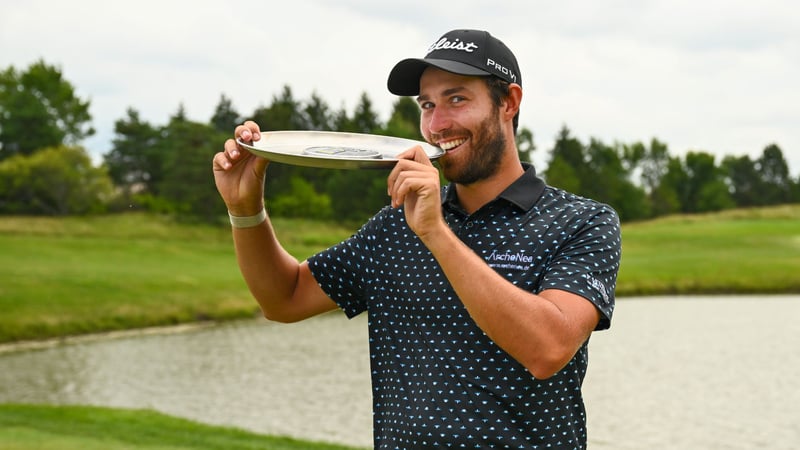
[[417, 68, 506, 185]]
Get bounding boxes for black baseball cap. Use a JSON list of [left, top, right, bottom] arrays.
[[388, 29, 521, 96]]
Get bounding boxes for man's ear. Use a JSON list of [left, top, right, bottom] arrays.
[[502, 83, 522, 121]]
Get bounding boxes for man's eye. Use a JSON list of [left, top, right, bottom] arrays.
[[451, 96, 465, 104], [420, 101, 434, 109]]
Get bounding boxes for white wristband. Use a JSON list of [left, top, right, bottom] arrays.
[[228, 209, 267, 228]]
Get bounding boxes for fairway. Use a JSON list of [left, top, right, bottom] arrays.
[[0, 213, 354, 343], [617, 204, 800, 295], [1, 205, 798, 343]]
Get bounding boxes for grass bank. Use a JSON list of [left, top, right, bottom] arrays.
[[1, 205, 798, 344], [0, 213, 353, 343], [0, 404, 364, 450], [617, 204, 800, 296]]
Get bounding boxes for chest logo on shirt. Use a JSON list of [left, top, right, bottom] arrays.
[[486, 250, 534, 271]]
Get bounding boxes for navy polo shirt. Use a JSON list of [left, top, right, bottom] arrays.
[[308, 164, 621, 449]]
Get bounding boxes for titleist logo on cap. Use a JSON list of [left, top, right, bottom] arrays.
[[386, 29, 522, 95], [427, 37, 478, 54]]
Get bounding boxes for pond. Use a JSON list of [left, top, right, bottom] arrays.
[[1, 295, 798, 449]]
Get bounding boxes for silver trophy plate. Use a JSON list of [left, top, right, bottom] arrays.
[[237, 130, 444, 169]]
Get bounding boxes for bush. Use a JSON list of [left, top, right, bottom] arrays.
[[0, 146, 115, 215], [268, 176, 333, 220]]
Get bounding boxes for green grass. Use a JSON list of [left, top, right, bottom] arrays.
[[0, 213, 353, 343], [1, 205, 798, 344], [0, 404, 364, 450], [617, 204, 800, 295]]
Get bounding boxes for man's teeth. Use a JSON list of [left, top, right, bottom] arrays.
[[439, 138, 467, 151]]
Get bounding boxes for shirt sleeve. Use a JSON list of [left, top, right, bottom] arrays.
[[307, 210, 385, 318], [538, 203, 621, 330]]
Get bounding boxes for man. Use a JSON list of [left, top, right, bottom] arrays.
[[213, 29, 621, 449]]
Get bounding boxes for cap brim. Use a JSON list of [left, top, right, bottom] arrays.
[[387, 58, 492, 96]]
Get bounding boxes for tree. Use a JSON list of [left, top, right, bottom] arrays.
[[269, 176, 333, 220], [303, 92, 334, 131], [583, 138, 620, 201], [682, 151, 734, 213], [0, 60, 94, 160], [544, 125, 587, 191], [653, 156, 687, 216], [618, 138, 672, 219], [384, 96, 421, 140], [723, 154, 762, 207], [544, 155, 581, 194], [210, 94, 241, 133], [515, 127, 535, 164], [104, 108, 163, 196], [583, 139, 650, 221], [545, 128, 655, 220], [249, 86, 314, 209], [0, 145, 114, 215], [156, 109, 228, 221], [325, 168, 390, 222], [250, 85, 308, 131], [636, 138, 671, 196], [339, 92, 381, 134], [756, 143, 792, 204]]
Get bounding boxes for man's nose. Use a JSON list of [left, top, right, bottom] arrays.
[[426, 107, 452, 135]]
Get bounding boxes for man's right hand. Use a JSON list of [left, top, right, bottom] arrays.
[[213, 121, 270, 216]]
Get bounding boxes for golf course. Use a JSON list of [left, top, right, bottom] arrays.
[[1, 204, 798, 449]]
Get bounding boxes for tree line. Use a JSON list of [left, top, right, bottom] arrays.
[[1, 60, 798, 224]]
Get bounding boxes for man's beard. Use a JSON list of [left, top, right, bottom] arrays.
[[438, 109, 506, 185]]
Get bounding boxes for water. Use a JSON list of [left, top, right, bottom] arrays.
[[1, 296, 798, 449], [583, 295, 800, 449]]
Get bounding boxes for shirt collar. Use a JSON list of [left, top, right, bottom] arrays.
[[442, 163, 545, 212]]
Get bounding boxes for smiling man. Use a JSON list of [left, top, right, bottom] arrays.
[[213, 29, 621, 449]]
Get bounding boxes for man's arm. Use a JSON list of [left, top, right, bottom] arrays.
[[418, 226, 600, 379], [388, 147, 604, 379], [213, 122, 337, 322], [230, 219, 338, 322]]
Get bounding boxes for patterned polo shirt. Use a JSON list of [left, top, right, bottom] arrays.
[[308, 164, 621, 449]]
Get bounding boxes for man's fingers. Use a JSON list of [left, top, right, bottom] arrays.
[[388, 159, 440, 208], [215, 137, 261, 171], [235, 121, 262, 144], [390, 174, 426, 208], [212, 152, 228, 171], [387, 158, 417, 201], [388, 147, 435, 195], [396, 145, 433, 165], [213, 139, 237, 170]]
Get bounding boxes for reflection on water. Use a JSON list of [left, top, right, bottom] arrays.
[[1, 296, 799, 449], [0, 312, 373, 447]]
